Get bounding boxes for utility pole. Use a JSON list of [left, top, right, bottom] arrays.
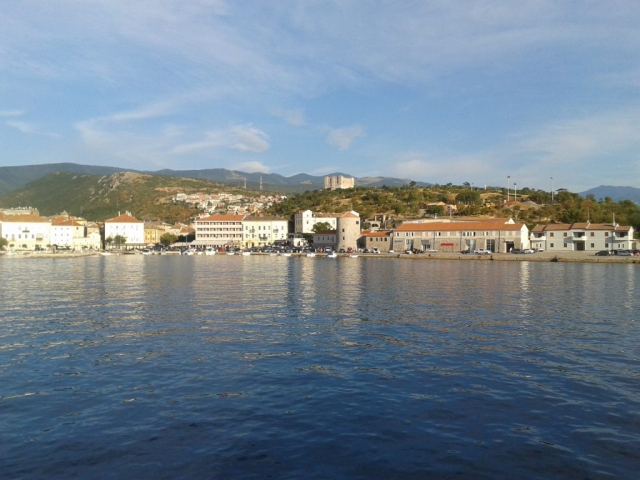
[[507, 176, 510, 202]]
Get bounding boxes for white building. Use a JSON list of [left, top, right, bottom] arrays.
[[294, 210, 338, 234], [193, 214, 245, 247], [50, 218, 86, 250], [0, 213, 51, 251], [530, 222, 635, 252], [103, 212, 145, 248]]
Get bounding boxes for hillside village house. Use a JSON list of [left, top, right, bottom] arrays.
[[530, 223, 635, 252], [392, 218, 529, 253], [103, 212, 145, 248]]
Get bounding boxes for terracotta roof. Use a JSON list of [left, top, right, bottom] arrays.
[[105, 213, 142, 223], [51, 218, 83, 227], [0, 214, 49, 223], [362, 231, 392, 237]]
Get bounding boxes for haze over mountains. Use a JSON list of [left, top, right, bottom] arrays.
[[0, 163, 639, 204]]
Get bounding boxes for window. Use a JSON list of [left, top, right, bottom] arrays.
[[591, 243, 595, 248], [550, 243, 554, 248], [550, 233, 554, 237], [563, 233, 567, 237], [590, 232, 594, 237]]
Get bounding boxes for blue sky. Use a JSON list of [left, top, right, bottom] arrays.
[[1, 1, 639, 192]]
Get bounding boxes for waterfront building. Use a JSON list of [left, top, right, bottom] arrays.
[[392, 219, 529, 253], [312, 230, 337, 250], [103, 212, 145, 248], [530, 222, 635, 252], [193, 214, 245, 248], [360, 230, 393, 252], [144, 222, 170, 245], [50, 218, 86, 250], [0, 213, 51, 251], [242, 216, 289, 248]]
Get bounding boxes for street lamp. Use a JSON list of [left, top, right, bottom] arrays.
[[550, 177, 554, 205], [514, 183, 517, 202], [507, 176, 510, 202]]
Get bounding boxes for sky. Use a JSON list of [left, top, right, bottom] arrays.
[[1, 1, 639, 192]]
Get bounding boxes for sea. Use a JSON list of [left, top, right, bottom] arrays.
[[1, 255, 639, 479]]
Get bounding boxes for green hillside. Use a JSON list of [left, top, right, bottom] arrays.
[[0, 171, 254, 223]]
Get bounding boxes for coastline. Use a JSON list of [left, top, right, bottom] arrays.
[[2, 250, 639, 264]]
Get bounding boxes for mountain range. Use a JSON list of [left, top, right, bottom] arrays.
[[1, 163, 639, 203], [0, 163, 428, 195]]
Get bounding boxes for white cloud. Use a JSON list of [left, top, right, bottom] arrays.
[[5, 120, 38, 134], [229, 125, 270, 152], [236, 161, 270, 173], [273, 108, 305, 126], [170, 124, 270, 155], [0, 109, 26, 117], [327, 125, 366, 151]]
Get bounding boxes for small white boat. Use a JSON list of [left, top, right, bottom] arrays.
[[241, 251, 251, 256], [349, 254, 359, 258], [306, 252, 316, 258], [327, 252, 338, 258], [205, 249, 216, 256], [100, 252, 112, 256], [280, 252, 292, 257]]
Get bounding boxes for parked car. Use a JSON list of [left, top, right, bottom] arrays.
[[617, 250, 633, 256], [511, 249, 524, 254], [595, 250, 611, 256], [474, 249, 491, 255], [372, 248, 380, 254], [523, 248, 535, 254], [461, 250, 471, 254]]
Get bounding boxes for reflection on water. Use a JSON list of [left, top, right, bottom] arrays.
[[1, 256, 639, 479]]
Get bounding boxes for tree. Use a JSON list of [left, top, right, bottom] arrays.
[[312, 221, 333, 233], [160, 232, 179, 246], [105, 236, 113, 249], [113, 235, 127, 248], [0, 237, 8, 250]]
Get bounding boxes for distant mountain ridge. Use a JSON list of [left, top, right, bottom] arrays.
[[0, 163, 428, 195], [579, 185, 640, 204]]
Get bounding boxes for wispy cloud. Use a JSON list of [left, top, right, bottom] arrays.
[[0, 109, 26, 117], [273, 108, 305, 126], [171, 124, 270, 155], [327, 125, 366, 151], [5, 120, 38, 134], [236, 161, 270, 173]]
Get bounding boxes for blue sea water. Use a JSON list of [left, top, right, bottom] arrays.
[[1, 255, 639, 479]]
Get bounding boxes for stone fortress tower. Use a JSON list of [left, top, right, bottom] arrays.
[[335, 211, 360, 252]]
